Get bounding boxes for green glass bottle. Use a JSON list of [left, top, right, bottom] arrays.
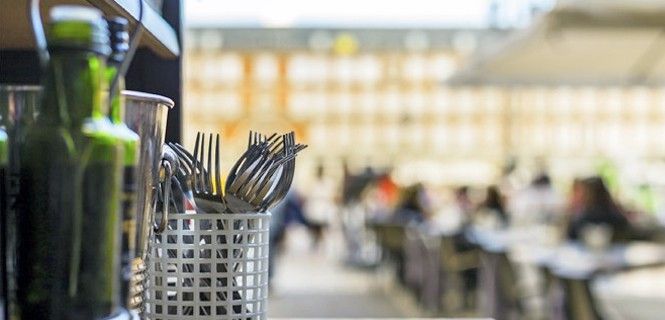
[[74, 16, 124, 320], [106, 17, 140, 308], [16, 6, 123, 319]]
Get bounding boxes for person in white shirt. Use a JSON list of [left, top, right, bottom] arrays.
[[509, 173, 565, 227], [304, 164, 338, 250]]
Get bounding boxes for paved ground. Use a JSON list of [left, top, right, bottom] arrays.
[[266, 226, 665, 320], [267, 227, 419, 318]]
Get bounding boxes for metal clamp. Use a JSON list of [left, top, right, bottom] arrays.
[[153, 159, 173, 233]]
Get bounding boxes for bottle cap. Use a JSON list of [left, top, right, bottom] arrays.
[[48, 5, 110, 56], [107, 17, 130, 64], [50, 5, 102, 23]]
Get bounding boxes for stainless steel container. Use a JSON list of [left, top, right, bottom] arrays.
[[0, 85, 41, 316], [122, 90, 174, 261], [0, 85, 41, 161], [0, 85, 41, 180], [123, 91, 174, 311], [0, 85, 41, 124]]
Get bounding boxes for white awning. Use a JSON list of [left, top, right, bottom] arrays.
[[450, 0, 665, 85]]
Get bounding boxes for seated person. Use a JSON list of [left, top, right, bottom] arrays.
[[566, 176, 630, 242], [476, 185, 509, 228], [391, 183, 429, 225]]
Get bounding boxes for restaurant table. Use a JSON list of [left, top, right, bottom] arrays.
[[270, 317, 492, 320], [544, 242, 665, 320], [467, 226, 665, 276], [467, 225, 665, 319], [544, 241, 665, 279], [592, 265, 665, 319]]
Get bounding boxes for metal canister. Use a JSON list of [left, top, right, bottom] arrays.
[[0, 85, 41, 317], [0, 85, 41, 173], [122, 90, 173, 310], [123, 90, 173, 259]]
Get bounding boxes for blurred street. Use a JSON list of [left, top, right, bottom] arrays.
[[268, 227, 419, 318]]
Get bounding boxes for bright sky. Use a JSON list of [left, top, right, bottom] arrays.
[[184, 0, 495, 28]]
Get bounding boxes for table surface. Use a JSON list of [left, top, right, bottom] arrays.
[[467, 226, 665, 279], [271, 318, 493, 320]]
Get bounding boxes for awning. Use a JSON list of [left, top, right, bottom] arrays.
[[450, 0, 665, 86]]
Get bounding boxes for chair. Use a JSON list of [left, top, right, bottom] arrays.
[[368, 222, 406, 254], [420, 234, 444, 313], [438, 233, 480, 314], [554, 278, 603, 320], [477, 250, 524, 320], [496, 252, 524, 319], [368, 222, 408, 283], [545, 264, 604, 320], [404, 227, 424, 290]]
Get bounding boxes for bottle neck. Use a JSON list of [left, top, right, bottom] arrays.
[[106, 63, 125, 124], [40, 49, 108, 128]]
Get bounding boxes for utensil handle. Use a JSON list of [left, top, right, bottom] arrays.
[[28, 0, 49, 68], [153, 159, 172, 233]]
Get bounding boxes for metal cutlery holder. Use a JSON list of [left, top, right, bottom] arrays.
[[0, 85, 40, 312], [0, 85, 41, 187], [144, 213, 271, 320], [123, 90, 174, 311]]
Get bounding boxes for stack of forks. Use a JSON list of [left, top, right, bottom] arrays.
[[154, 131, 305, 316], [167, 130, 306, 214]]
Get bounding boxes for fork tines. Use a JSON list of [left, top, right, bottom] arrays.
[[239, 131, 307, 211], [199, 130, 307, 213], [192, 132, 223, 197]]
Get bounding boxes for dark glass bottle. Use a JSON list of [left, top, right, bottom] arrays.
[[0, 127, 7, 320], [106, 17, 140, 308], [16, 6, 122, 319]]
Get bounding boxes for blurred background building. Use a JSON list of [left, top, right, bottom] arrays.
[[181, 0, 665, 318], [183, 1, 665, 202]]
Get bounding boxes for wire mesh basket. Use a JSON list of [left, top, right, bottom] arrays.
[[144, 213, 270, 319]]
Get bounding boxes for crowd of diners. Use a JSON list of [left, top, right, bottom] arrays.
[[341, 166, 665, 319], [264, 162, 664, 318], [362, 172, 637, 244]]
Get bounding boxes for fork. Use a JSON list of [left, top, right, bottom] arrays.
[[165, 134, 254, 315], [245, 133, 293, 208], [191, 132, 248, 295], [224, 132, 283, 213], [191, 132, 226, 213], [226, 131, 307, 209], [240, 131, 307, 211], [225, 132, 280, 193], [260, 133, 307, 211]]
